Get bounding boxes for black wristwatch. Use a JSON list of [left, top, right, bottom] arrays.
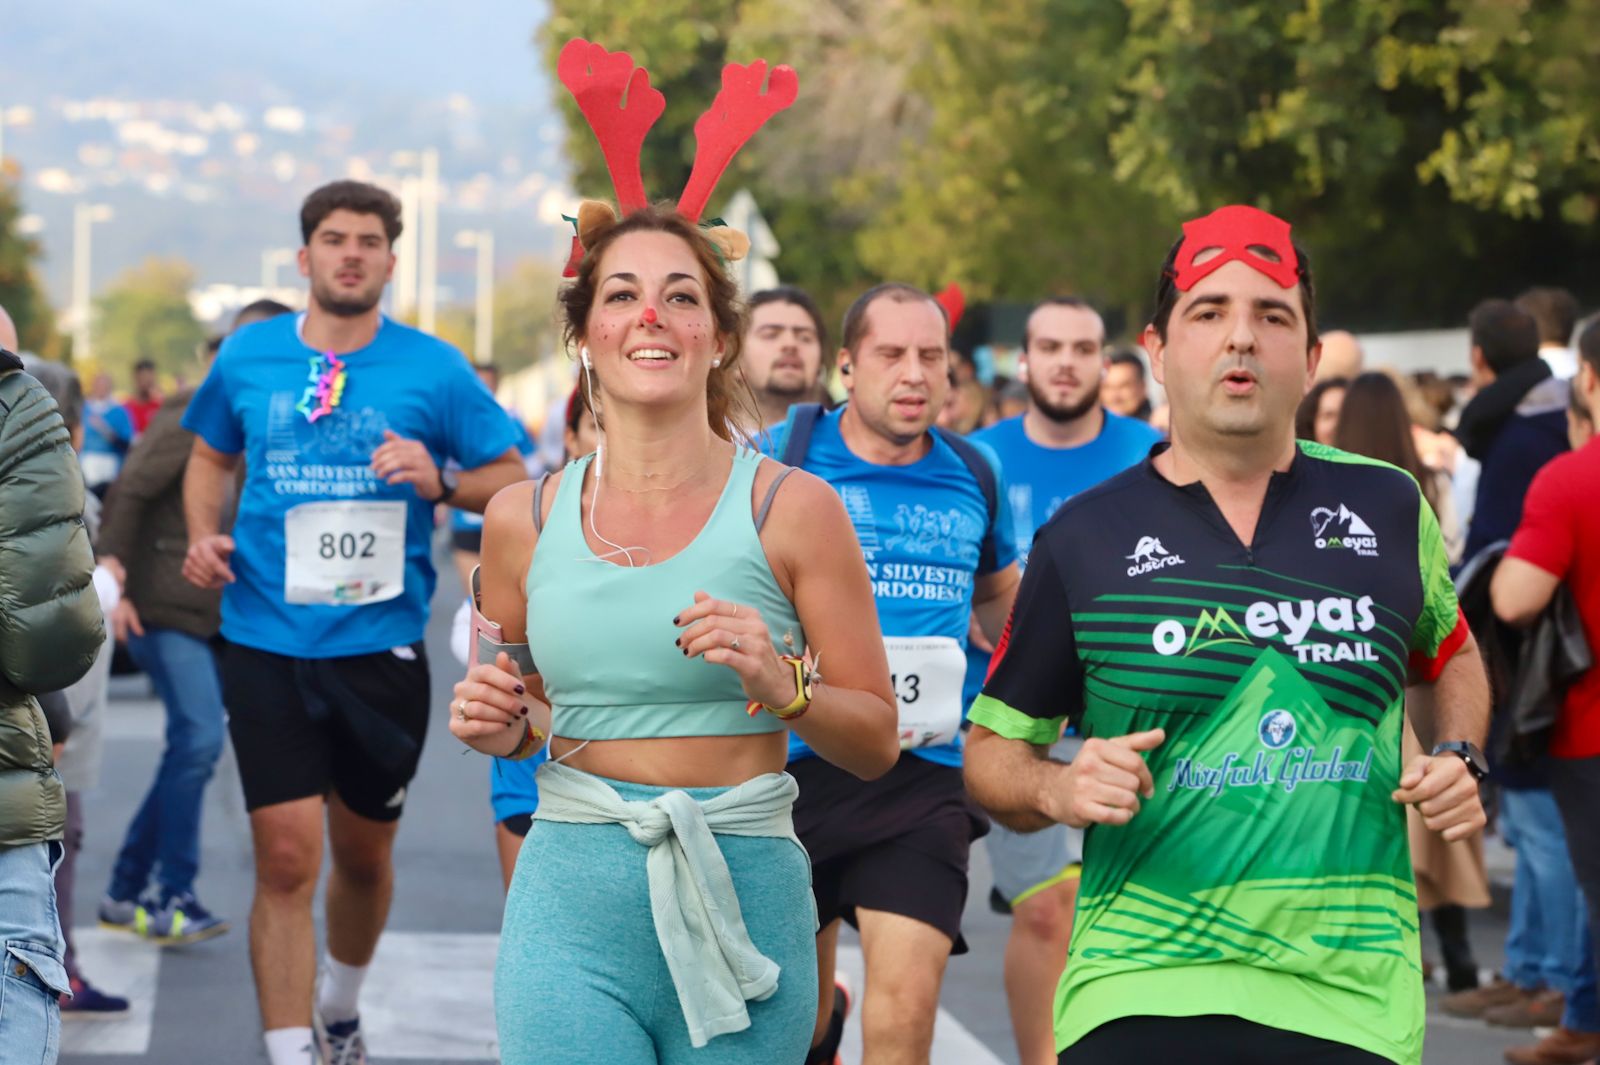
[[1431, 741, 1490, 782], [434, 468, 459, 504]]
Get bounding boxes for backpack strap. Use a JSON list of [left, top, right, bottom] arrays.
[[778, 403, 825, 468], [931, 426, 1002, 573]]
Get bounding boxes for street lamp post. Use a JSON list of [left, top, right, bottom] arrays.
[[71, 203, 113, 362], [455, 229, 494, 365], [419, 148, 440, 334]]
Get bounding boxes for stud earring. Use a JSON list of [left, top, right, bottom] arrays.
[[711, 358, 722, 368]]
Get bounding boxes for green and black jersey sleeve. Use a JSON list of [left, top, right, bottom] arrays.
[[1409, 487, 1470, 680], [969, 527, 1082, 744]]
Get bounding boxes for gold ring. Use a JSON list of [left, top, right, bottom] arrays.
[[456, 701, 469, 721]]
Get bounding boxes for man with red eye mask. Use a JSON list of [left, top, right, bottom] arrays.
[[963, 204, 1491, 1065]]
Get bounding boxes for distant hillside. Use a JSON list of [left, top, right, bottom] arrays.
[[2, 0, 573, 315]]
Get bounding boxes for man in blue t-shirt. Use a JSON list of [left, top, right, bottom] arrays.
[[81, 371, 135, 495], [967, 296, 1162, 1065], [446, 360, 540, 593], [767, 283, 1020, 1065], [181, 180, 525, 1065]]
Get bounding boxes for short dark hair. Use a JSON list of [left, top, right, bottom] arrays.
[[1109, 350, 1146, 379], [1148, 235, 1318, 350], [233, 298, 293, 330], [133, 358, 157, 373], [1578, 317, 1600, 380], [1468, 299, 1540, 375], [1022, 297, 1097, 351], [1516, 287, 1579, 347], [840, 283, 945, 354], [748, 286, 830, 364], [300, 180, 403, 246]]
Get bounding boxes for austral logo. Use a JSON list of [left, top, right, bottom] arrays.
[[1125, 535, 1185, 577], [1310, 505, 1379, 557]]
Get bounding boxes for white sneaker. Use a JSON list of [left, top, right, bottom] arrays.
[[313, 1003, 368, 1065]]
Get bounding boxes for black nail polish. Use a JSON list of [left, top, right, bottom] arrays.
[[515, 685, 525, 695], [672, 615, 680, 625], [674, 637, 681, 647], [520, 708, 527, 716], [682, 647, 688, 656]]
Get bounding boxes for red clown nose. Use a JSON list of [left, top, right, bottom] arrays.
[[642, 306, 658, 325]]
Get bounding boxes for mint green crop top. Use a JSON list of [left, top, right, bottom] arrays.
[[525, 447, 805, 741]]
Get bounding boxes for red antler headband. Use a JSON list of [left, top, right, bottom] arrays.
[[555, 38, 799, 276], [1171, 205, 1300, 292], [934, 283, 965, 331]]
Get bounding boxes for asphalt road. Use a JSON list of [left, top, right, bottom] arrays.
[[56, 560, 1533, 1064]]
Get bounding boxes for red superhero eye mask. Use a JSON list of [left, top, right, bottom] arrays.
[[1171, 205, 1300, 291]]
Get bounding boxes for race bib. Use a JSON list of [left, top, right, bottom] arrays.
[[886, 635, 967, 749], [284, 501, 407, 606]]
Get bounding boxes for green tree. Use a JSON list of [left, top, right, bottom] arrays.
[[93, 258, 204, 379], [437, 259, 563, 373], [492, 259, 562, 372], [537, 0, 1600, 335], [540, 2, 743, 203], [1106, 0, 1600, 328], [0, 167, 60, 357]]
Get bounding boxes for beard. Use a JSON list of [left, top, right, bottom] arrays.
[[312, 277, 384, 318], [1027, 374, 1101, 424]]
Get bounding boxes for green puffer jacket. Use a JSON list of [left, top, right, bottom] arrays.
[[0, 352, 104, 847]]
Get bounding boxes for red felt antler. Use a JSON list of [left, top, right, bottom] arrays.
[[557, 39, 665, 214], [676, 60, 799, 222], [935, 283, 965, 331]]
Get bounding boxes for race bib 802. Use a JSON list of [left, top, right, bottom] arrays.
[[284, 500, 407, 606]]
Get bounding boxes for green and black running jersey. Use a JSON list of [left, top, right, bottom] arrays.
[[970, 441, 1468, 1065]]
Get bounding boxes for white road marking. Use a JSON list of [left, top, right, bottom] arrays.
[[834, 944, 1006, 1065], [58, 929, 161, 1055], [362, 933, 499, 1060]]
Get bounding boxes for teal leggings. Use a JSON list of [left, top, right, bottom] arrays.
[[495, 775, 819, 1064]]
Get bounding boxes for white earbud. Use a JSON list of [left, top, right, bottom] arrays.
[[580, 346, 592, 370]]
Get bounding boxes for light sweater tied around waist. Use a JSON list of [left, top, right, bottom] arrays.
[[531, 761, 812, 1047]]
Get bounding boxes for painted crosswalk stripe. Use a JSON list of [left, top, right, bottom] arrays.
[[58, 929, 161, 1055], [61, 932, 1006, 1061]]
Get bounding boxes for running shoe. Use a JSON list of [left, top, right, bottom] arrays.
[[147, 892, 230, 945], [314, 1004, 369, 1065], [96, 893, 150, 935], [59, 976, 130, 1017]]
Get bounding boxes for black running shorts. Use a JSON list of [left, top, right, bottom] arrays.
[[791, 753, 989, 954], [222, 641, 431, 822], [1060, 1015, 1392, 1065]]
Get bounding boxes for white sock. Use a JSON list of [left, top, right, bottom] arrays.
[[263, 1027, 316, 1065], [317, 954, 368, 1025]]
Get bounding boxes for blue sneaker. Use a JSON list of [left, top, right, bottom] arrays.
[[148, 892, 230, 945], [60, 976, 130, 1017]]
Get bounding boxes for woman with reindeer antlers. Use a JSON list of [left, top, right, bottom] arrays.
[[447, 39, 899, 1063]]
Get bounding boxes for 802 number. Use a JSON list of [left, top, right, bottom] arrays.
[[318, 531, 377, 560]]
